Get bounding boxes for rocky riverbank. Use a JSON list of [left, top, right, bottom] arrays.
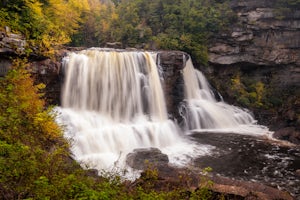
[[124, 147, 296, 200]]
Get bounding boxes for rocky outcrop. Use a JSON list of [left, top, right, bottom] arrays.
[[30, 58, 63, 105], [0, 27, 26, 77], [206, 0, 300, 144], [0, 26, 27, 56]]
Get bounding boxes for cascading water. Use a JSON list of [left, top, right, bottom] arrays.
[[56, 49, 297, 197], [181, 58, 270, 135], [57, 49, 209, 172]]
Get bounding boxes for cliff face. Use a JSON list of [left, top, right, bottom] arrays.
[[209, 0, 300, 66], [206, 0, 300, 144]]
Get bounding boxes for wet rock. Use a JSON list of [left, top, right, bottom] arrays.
[[273, 127, 300, 145], [296, 169, 300, 177], [126, 148, 169, 170], [158, 51, 187, 122]]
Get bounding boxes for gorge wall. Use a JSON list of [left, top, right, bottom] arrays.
[[205, 0, 300, 144]]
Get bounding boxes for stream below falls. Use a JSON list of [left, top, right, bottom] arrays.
[[190, 132, 300, 198]]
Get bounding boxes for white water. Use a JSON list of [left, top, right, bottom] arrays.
[[181, 58, 271, 136], [57, 49, 271, 174], [57, 50, 210, 173]]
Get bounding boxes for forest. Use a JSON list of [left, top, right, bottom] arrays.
[[1, 0, 298, 63], [0, 0, 237, 64]]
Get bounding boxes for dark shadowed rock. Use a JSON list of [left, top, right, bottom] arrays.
[[0, 58, 11, 77], [158, 51, 188, 122], [126, 148, 169, 170], [296, 169, 300, 177], [273, 127, 300, 145], [85, 169, 99, 178]]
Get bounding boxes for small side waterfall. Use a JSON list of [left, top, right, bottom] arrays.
[[182, 58, 269, 135], [57, 49, 208, 171]]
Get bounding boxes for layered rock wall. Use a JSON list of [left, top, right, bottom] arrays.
[[206, 0, 300, 144], [209, 0, 300, 66]]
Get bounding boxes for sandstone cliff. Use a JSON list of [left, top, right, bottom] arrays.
[[206, 0, 300, 144]]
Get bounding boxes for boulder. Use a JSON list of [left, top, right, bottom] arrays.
[[126, 148, 169, 170]]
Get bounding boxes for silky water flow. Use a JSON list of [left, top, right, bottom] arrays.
[[56, 49, 270, 175], [181, 58, 270, 135]]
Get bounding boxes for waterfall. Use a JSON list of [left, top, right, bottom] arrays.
[[57, 49, 209, 172], [57, 49, 270, 173], [181, 58, 270, 135]]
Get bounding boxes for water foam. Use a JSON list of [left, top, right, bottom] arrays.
[[58, 50, 211, 173], [181, 58, 271, 136], [57, 49, 271, 174]]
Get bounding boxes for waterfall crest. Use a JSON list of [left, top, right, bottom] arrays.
[[62, 50, 167, 121]]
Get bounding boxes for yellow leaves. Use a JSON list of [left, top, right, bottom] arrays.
[[180, 34, 192, 46], [36, 83, 45, 90], [69, 0, 90, 12], [25, 0, 43, 17], [0, 58, 64, 149], [111, 12, 119, 21], [46, 0, 91, 36], [102, 21, 110, 33], [3, 59, 44, 117], [255, 81, 265, 106], [33, 111, 61, 139]]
